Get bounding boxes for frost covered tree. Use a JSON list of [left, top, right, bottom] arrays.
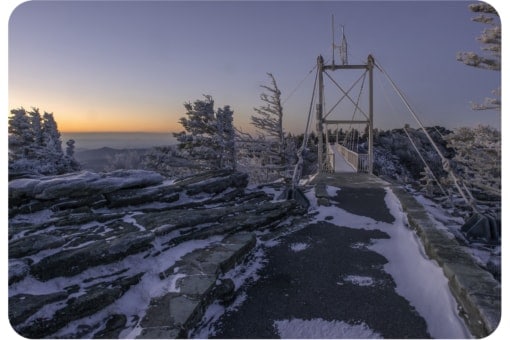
[[174, 96, 236, 170], [65, 139, 76, 158], [9, 108, 35, 160], [457, 2, 500, 110], [41, 112, 65, 172], [64, 139, 81, 171], [251, 73, 285, 167], [216, 105, 236, 170], [8, 107, 80, 177], [444, 125, 500, 198]]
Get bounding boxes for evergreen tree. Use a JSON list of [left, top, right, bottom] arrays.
[[65, 139, 81, 172], [174, 96, 236, 170], [8, 108, 34, 160], [8, 107, 80, 177], [29, 108, 43, 147], [42, 112, 63, 155], [251, 73, 285, 166], [457, 3, 500, 110], [65, 139, 76, 158], [216, 105, 236, 170]]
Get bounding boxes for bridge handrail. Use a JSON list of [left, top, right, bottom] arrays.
[[336, 144, 369, 173]]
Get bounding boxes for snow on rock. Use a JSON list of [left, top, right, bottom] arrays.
[[289, 242, 309, 252], [325, 185, 341, 197], [338, 275, 376, 287], [8, 170, 305, 338], [274, 318, 382, 339]]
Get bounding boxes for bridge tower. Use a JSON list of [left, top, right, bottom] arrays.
[[316, 37, 374, 174]]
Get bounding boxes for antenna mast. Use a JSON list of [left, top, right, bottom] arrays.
[[340, 25, 348, 65], [331, 14, 336, 66], [331, 15, 349, 66]]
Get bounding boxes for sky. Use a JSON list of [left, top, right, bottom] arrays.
[[5, 0, 503, 134]]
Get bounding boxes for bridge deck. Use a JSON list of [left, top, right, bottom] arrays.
[[328, 143, 356, 173]]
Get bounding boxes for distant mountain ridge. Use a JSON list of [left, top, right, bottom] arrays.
[[75, 147, 149, 172]]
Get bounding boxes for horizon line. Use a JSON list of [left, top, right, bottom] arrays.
[[60, 131, 178, 134]]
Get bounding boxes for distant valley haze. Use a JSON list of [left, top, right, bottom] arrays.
[[61, 132, 177, 150]]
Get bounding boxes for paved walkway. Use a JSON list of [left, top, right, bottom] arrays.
[[199, 173, 473, 338]]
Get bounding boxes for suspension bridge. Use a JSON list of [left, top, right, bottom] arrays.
[[269, 26, 501, 338]]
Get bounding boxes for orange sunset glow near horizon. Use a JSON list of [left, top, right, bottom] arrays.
[[8, 0, 501, 138]]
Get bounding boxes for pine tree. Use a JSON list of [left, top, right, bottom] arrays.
[[216, 105, 236, 170], [251, 73, 285, 167], [65, 139, 81, 172], [8, 108, 80, 177], [457, 3, 500, 110], [42, 112, 63, 155], [174, 96, 236, 170], [65, 139, 76, 158], [8, 108, 34, 160]]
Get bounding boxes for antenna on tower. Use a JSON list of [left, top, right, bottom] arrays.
[[340, 25, 348, 65], [331, 14, 336, 66], [331, 15, 349, 65]]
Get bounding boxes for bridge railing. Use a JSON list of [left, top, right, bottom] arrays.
[[327, 151, 335, 173], [336, 144, 369, 173], [357, 154, 369, 173]]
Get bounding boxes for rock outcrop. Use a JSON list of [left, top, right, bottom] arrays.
[[9, 170, 305, 338]]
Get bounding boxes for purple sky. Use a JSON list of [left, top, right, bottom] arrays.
[[7, 0, 501, 133]]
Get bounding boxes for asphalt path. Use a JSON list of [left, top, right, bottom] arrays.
[[206, 186, 431, 338]]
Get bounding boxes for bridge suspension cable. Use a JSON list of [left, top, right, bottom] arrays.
[[374, 69, 451, 202], [291, 63, 320, 189], [374, 59, 477, 212], [282, 64, 318, 105]]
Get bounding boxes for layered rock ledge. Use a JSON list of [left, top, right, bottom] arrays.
[[9, 170, 305, 338]]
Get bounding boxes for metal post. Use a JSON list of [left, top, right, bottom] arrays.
[[317, 55, 325, 172], [368, 54, 374, 174]]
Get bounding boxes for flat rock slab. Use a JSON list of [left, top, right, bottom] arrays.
[[138, 232, 256, 339]]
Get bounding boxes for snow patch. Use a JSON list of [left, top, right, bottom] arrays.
[[263, 239, 281, 248], [274, 318, 382, 339], [168, 273, 187, 292], [369, 188, 471, 338], [350, 242, 367, 249], [289, 242, 309, 252], [122, 213, 146, 231], [325, 185, 341, 197], [339, 275, 375, 287]]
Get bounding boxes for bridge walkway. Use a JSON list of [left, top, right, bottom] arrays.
[[327, 143, 356, 173]]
